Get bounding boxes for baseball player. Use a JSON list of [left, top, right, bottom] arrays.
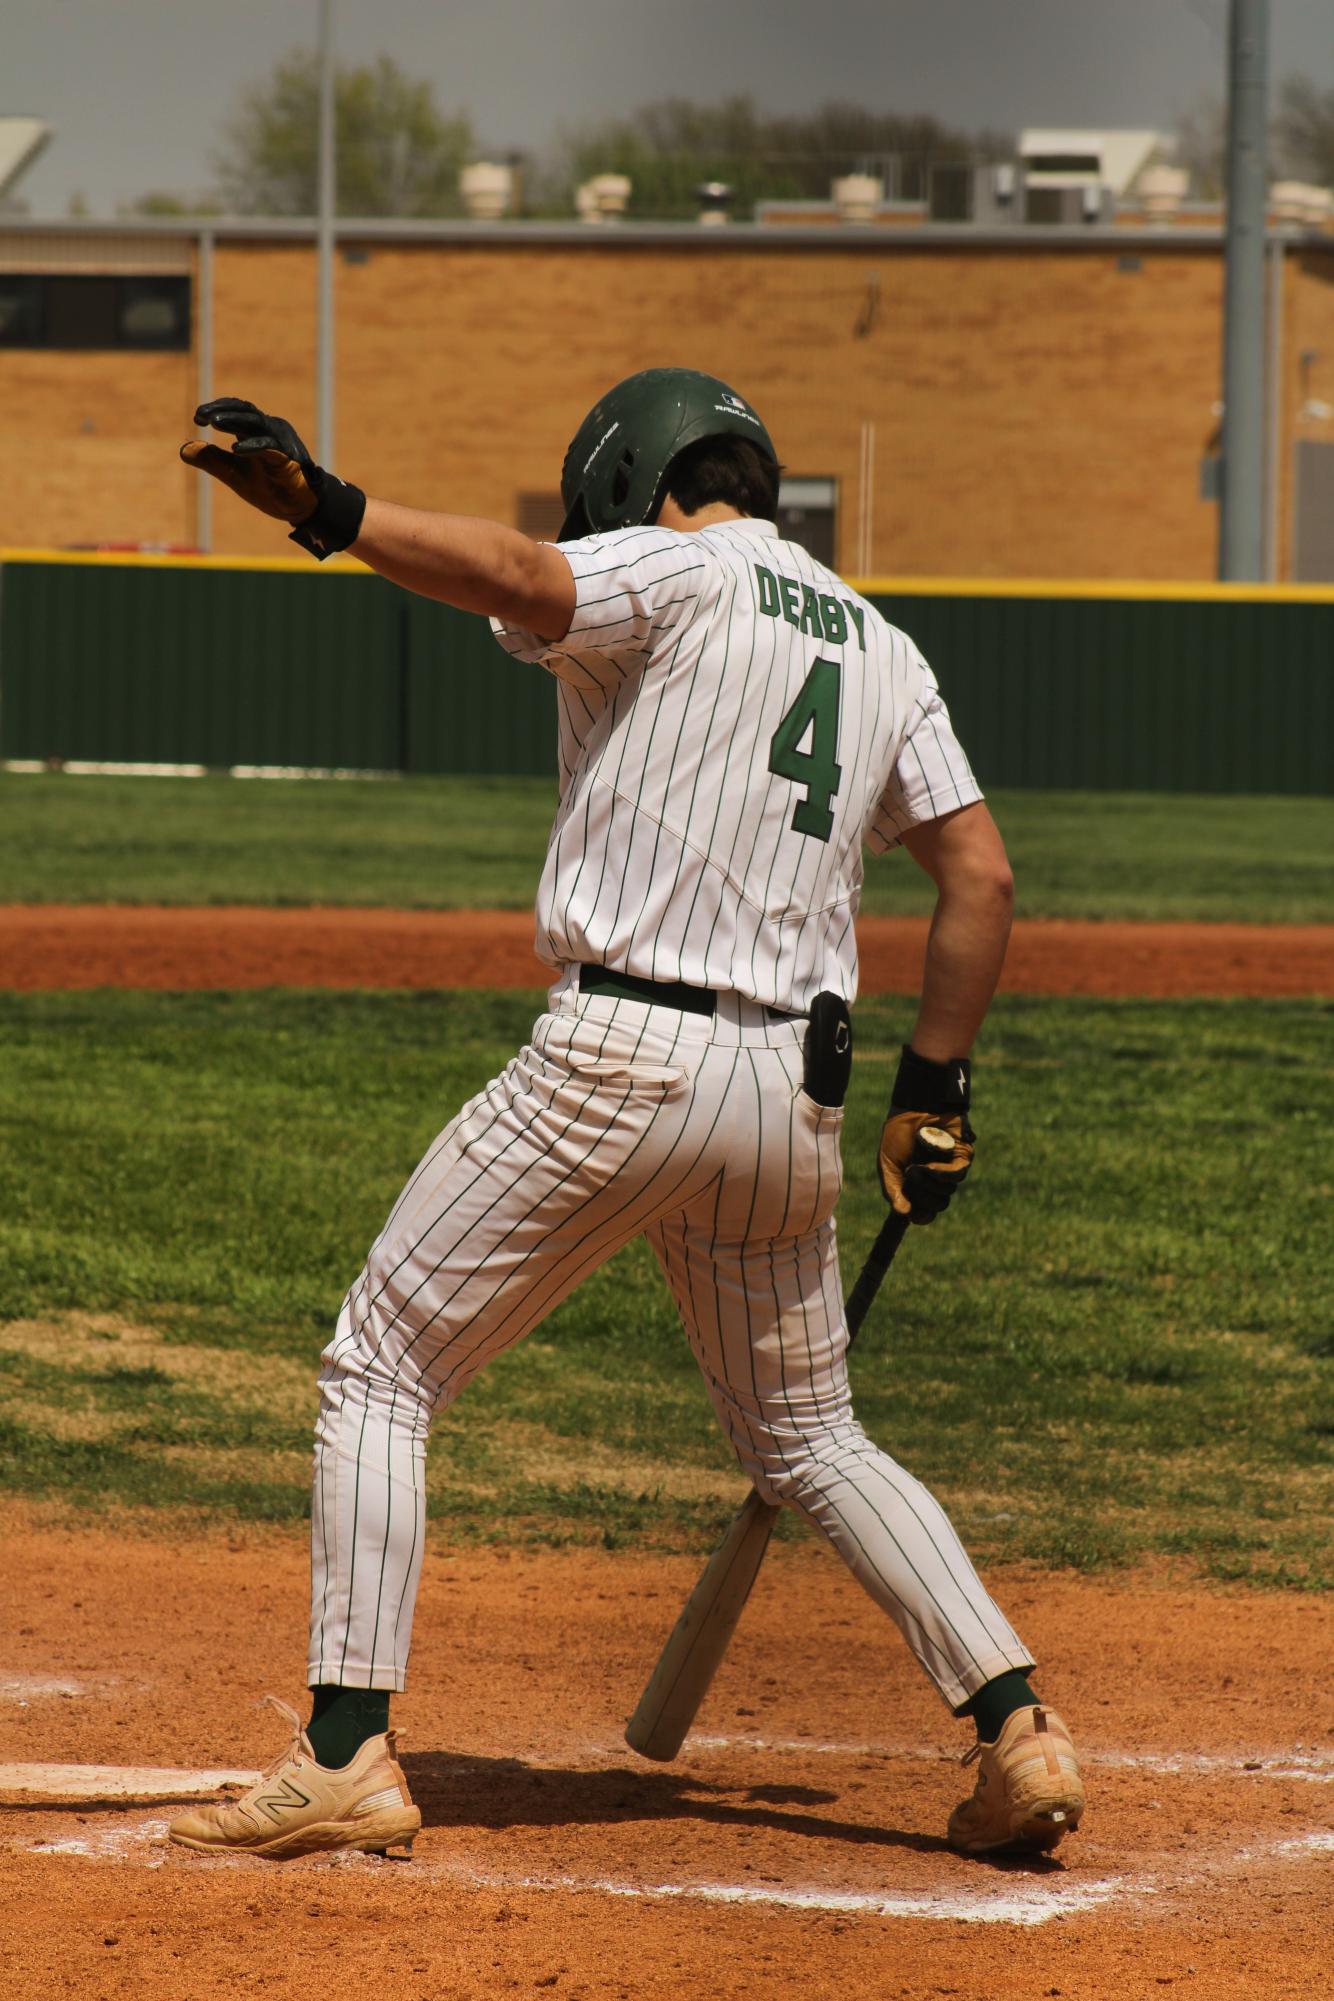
[[168, 369, 1083, 1862]]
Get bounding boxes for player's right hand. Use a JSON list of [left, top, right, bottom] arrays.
[[181, 397, 319, 524], [878, 1109, 974, 1223], [878, 1043, 975, 1224]]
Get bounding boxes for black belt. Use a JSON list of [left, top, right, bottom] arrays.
[[577, 963, 803, 1024], [578, 963, 716, 1015]]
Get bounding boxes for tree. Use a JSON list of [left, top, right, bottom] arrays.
[[1175, 71, 1334, 202], [1273, 75, 1334, 186], [1172, 95, 1226, 200], [536, 96, 1009, 220], [119, 191, 224, 218], [213, 50, 474, 217]]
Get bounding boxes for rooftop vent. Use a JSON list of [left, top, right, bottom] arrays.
[[458, 161, 516, 222], [1137, 164, 1189, 222], [831, 174, 884, 223], [575, 173, 632, 224], [1270, 181, 1334, 227], [695, 181, 734, 227]]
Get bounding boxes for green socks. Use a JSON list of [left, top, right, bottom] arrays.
[[306, 1685, 391, 1769], [960, 1669, 1041, 1743]]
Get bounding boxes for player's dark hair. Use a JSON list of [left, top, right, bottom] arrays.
[[662, 436, 783, 522]]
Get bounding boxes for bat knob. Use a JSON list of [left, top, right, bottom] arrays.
[[915, 1124, 956, 1161]]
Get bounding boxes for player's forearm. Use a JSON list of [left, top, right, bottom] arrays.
[[898, 803, 1013, 1060], [908, 867, 1014, 1061], [352, 497, 575, 638]]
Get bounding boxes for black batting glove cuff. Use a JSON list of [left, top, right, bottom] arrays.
[[289, 469, 367, 561], [890, 1044, 971, 1116]]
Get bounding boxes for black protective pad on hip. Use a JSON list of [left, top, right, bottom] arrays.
[[802, 992, 854, 1108]]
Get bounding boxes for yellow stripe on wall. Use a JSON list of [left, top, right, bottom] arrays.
[[0, 547, 368, 574], [1, 547, 1331, 604], [848, 574, 1334, 605]]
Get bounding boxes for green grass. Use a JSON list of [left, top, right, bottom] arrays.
[[1, 988, 1330, 1581], [2, 771, 1330, 921]]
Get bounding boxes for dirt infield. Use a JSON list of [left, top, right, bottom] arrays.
[[3, 904, 1333, 995], [3, 915, 1329, 1996], [2, 1518, 1332, 2000]]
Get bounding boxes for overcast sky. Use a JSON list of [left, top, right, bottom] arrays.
[[5, 0, 1333, 215]]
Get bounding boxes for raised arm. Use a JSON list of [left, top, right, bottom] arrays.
[[353, 498, 574, 638], [181, 397, 575, 640]]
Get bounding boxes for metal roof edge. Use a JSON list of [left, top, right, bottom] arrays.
[[1, 214, 1331, 251]]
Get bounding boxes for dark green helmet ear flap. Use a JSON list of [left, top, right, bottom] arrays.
[[559, 367, 777, 541]]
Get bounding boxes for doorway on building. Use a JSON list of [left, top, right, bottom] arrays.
[[776, 478, 837, 567]]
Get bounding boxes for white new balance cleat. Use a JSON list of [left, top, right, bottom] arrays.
[[169, 1697, 420, 1860]]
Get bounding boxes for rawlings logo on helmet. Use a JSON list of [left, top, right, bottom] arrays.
[[583, 421, 620, 477]]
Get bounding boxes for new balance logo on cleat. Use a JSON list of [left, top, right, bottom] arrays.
[[167, 1697, 422, 1860], [254, 1777, 312, 1822]]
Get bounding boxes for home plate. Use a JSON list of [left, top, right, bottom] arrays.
[[0, 1764, 259, 1807]]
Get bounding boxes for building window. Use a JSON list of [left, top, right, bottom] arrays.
[[777, 478, 837, 567], [0, 275, 43, 344], [0, 273, 191, 350]]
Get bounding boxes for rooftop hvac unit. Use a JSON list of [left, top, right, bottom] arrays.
[[1024, 184, 1110, 225], [928, 163, 974, 223]]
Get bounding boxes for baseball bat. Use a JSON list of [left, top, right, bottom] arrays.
[[624, 1124, 956, 1762]]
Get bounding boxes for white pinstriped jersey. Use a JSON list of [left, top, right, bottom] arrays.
[[492, 518, 982, 1011]]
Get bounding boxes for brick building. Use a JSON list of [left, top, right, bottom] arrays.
[[1, 212, 1332, 580]]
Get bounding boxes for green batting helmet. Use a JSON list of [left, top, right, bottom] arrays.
[[558, 367, 778, 541]]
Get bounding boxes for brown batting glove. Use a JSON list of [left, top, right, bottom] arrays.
[[878, 1045, 976, 1224], [181, 397, 366, 559]]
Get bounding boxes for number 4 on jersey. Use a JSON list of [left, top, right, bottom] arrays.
[[767, 656, 843, 841]]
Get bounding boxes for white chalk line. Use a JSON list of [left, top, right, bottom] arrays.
[[17, 1816, 1334, 1927], [0, 1674, 106, 1704], [0, 1763, 260, 1802], [1089, 1748, 1334, 1784], [9, 1816, 1126, 1923], [30, 1817, 173, 1869], [1270, 1830, 1334, 1859], [670, 1735, 1334, 1784], [424, 1861, 1125, 1927]]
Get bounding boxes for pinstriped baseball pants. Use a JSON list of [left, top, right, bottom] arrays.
[[308, 987, 1033, 1710]]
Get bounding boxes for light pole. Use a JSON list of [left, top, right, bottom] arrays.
[[1217, 0, 1269, 581], [316, 0, 336, 469]]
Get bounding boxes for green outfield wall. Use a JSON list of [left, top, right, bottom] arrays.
[[0, 554, 1329, 795]]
